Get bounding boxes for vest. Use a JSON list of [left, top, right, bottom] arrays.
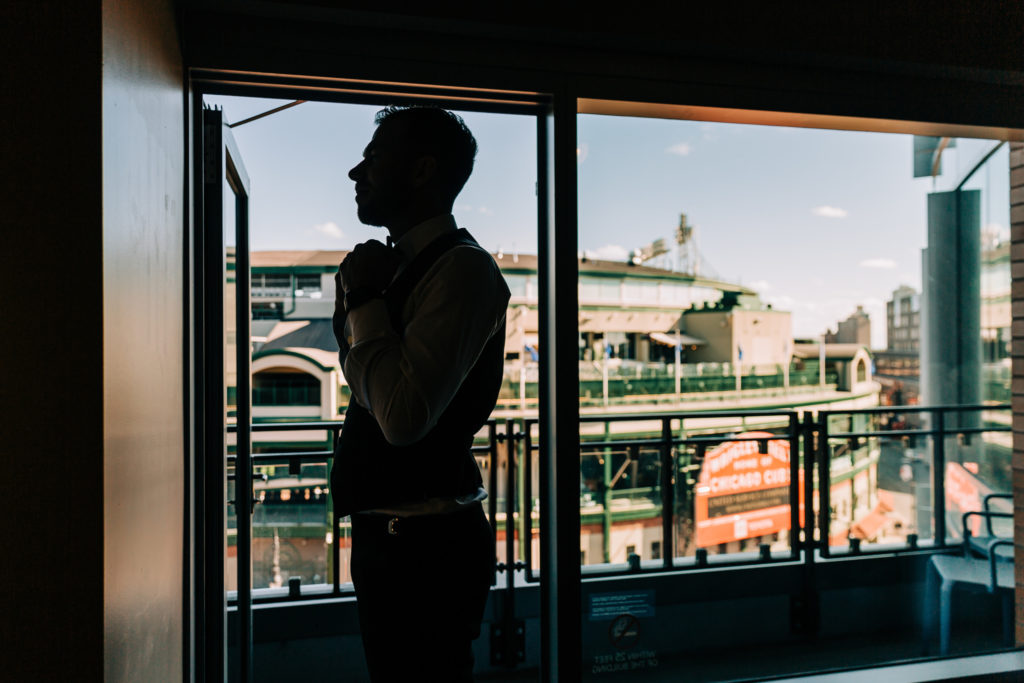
[[330, 229, 506, 517]]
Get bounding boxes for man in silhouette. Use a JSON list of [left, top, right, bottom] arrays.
[[331, 106, 509, 682]]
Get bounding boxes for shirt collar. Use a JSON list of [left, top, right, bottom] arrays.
[[394, 214, 457, 263]]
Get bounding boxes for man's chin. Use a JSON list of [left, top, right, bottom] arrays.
[[356, 207, 388, 228]]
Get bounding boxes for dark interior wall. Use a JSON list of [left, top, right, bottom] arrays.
[[258, 3, 1024, 74], [182, 3, 1024, 131], [1, 2, 105, 681], [101, 0, 185, 681]]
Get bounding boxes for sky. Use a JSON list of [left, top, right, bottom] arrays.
[[207, 95, 1009, 349]]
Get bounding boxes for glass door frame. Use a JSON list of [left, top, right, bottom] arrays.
[[194, 104, 254, 683], [189, 73, 581, 682]]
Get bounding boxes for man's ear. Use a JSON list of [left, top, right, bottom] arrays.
[[412, 156, 438, 188]]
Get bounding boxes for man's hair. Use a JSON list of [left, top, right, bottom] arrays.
[[375, 105, 477, 207]]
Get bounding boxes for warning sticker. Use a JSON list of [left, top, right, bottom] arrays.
[[588, 591, 655, 621]]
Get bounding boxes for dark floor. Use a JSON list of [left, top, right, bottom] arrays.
[[478, 628, 1018, 682]]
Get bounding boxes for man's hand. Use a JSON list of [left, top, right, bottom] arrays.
[[338, 239, 401, 294]]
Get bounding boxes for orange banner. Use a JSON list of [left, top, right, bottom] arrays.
[[694, 431, 803, 547]]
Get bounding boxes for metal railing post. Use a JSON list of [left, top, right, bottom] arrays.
[[491, 418, 525, 668], [505, 418, 517, 601], [488, 421, 499, 585], [802, 412, 817, 557], [602, 420, 612, 564], [522, 420, 536, 582], [799, 410, 820, 638], [661, 417, 675, 570], [933, 409, 947, 545], [817, 413, 831, 558], [331, 425, 341, 596], [788, 413, 800, 560]]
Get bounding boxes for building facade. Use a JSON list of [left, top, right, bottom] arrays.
[[825, 305, 871, 346], [886, 285, 920, 352]]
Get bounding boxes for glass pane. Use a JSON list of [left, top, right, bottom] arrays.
[[577, 110, 1013, 680], [580, 419, 666, 570], [944, 407, 1013, 545], [825, 410, 934, 550], [252, 460, 332, 589], [207, 96, 540, 614]]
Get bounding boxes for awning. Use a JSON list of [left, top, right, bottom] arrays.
[[649, 331, 706, 347], [847, 492, 898, 541], [848, 511, 890, 541]]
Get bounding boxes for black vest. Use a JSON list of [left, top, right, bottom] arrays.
[[331, 229, 506, 517]]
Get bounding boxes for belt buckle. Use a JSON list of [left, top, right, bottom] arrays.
[[387, 517, 399, 536]]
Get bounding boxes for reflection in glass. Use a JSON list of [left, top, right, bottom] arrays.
[[577, 113, 1014, 679], [224, 174, 240, 593], [206, 95, 540, 598]]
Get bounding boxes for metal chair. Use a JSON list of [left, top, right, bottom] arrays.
[[962, 493, 1013, 562], [923, 536, 1014, 654]]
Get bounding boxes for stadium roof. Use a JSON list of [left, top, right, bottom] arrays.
[[251, 250, 754, 294]]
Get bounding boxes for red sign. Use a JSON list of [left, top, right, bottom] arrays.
[[945, 462, 987, 537], [694, 432, 802, 547]]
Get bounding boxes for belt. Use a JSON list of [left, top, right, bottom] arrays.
[[366, 489, 486, 517], [356, 501, 483, 537]]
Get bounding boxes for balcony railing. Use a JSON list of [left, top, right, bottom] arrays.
[[225, 402, 1011, 601], [498, 361, 841, 409]]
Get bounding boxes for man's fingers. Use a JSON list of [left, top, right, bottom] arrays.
[[339, 239, 397, 292]]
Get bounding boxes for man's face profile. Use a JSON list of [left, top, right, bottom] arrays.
[[348, 120, 416, 228]]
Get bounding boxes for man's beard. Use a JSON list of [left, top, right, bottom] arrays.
[[355, 185, 410, 228], [356, 199, 391, 228], [356, 204, 386, 227]]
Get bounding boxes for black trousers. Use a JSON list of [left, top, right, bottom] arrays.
[[350, 503, 494, 682]]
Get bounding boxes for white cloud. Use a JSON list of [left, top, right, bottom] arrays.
[[312, 221, 343, 240], [665, 142, 692, 156], [859, 258, 897, 269], [812, 205, 849, 218], [585, 244, 630, 261], [477, 206, 494, 215]]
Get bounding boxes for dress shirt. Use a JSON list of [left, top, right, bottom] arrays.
[[343, 213, 510, 448]]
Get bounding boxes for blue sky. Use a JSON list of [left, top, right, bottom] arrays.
[[208, 95, 1008, 348]]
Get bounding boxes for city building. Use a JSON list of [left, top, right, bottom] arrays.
[[248, 248, 747, 362], [681, 299, 793, 368], [825, 305, 871, 346], [12, 4, 1024, 683], [246, 249, 880, 585], [248, 248, 875, 421], [982, 238, 1012, 403], [877, 239, 1012, 405], [875, 285, 922, 404], [887, 285, 920, 352]]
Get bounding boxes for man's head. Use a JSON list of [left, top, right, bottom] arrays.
[[348, 105, 477, 232]]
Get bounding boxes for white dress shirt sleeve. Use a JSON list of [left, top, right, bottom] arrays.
[[342, 244, 510, 446]]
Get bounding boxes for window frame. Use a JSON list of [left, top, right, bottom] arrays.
[[188, 65, 1024, 683]]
